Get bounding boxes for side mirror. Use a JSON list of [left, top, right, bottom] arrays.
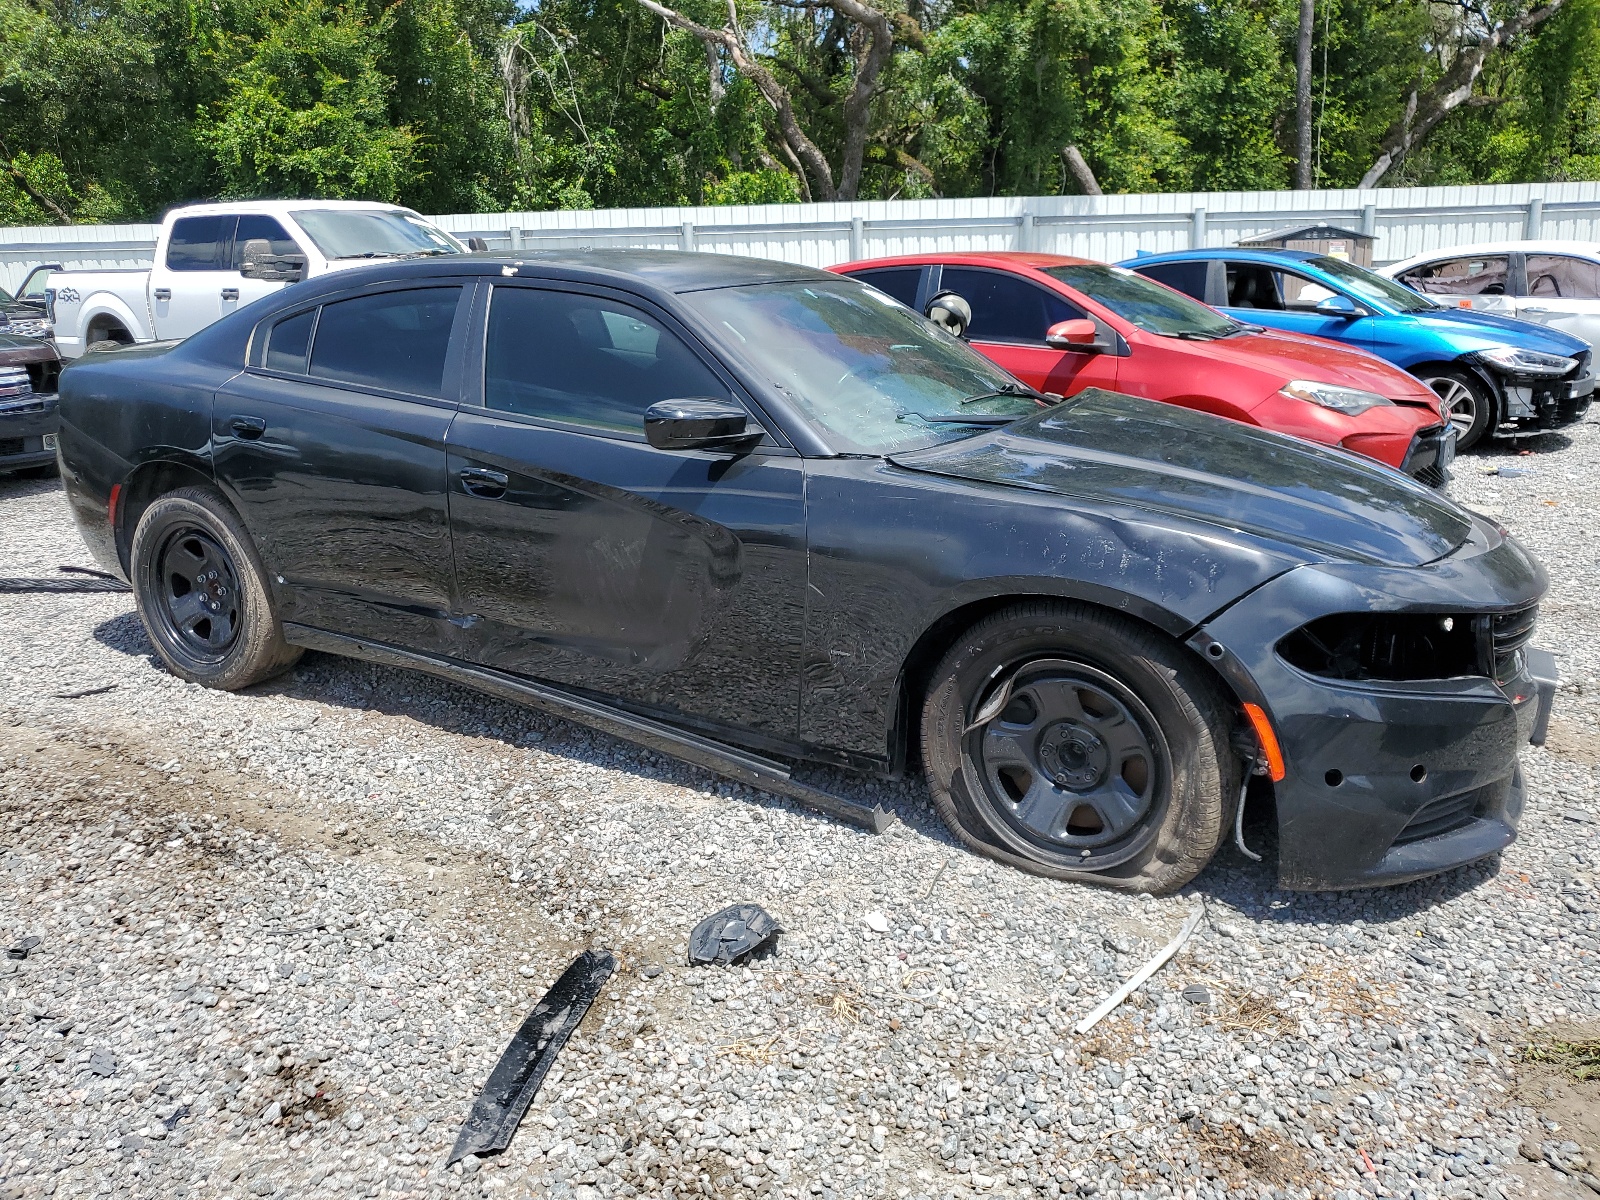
[[1045, 318, 1101, 350], [467, 236, 489, 252], [239, 239, 307, 283], [644, 398, 762, 452], [924, 291, 972, 338], [1314, 294, 1362, 317]]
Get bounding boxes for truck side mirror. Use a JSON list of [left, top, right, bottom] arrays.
[[239, 239, 307, 283], [467, 237, 489, 252]]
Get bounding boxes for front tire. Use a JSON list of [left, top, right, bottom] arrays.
[[921, 601, 1238, 894], [1417, 368, 1495, 451], [130, 486, 301, 689]]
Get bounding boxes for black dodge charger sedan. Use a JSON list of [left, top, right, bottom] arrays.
[[56, 251, 1555, 893]]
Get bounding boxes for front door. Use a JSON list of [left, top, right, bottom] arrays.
[[1516, 253, 1600, 346], [149, 214, 238, 340], [211, 283, 470, 650], [936, 266, 1119, 396], [1219, 263, 1375, 349], [225, 213, 307, 318], [446, 281, 807, 741]]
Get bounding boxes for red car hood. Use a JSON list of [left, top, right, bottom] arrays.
[[1175, 328, 1441, 411]]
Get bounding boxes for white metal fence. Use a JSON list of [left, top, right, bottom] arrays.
[[4, 181, 1597, 293]]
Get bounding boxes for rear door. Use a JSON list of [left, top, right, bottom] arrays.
[[1516, 253, 1600, 345], [937, 266, 1118, 395], [149, 215, 237, 340], [212, 282, 470, 650], [445, 280, 807, 740]]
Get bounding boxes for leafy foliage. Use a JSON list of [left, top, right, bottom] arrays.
[[0, 0, 1596, 223]]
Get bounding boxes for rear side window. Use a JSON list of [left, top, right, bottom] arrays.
[[939, 267, 1081, 343], [1397, 256, 1510, 296], [308, 287, 461, 397], [1135, 261, 1208, 301], [849, 267, 921, 309], [232, 216, 301, 268], [265, 309, 316, 374], [1525, 254, 1600, 299], [166, 216, 233, 271], [484, 287, 732, 435]]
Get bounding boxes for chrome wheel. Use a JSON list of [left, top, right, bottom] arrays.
[[1426, 376, 1477, 438]]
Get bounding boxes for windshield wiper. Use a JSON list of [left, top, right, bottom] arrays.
[[960, 383, 1052, 406], [1153, 330, 1225, 342], [899, 413, 1023, 426]]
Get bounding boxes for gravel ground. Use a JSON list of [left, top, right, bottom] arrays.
[[1, 424, 1598, 1200]]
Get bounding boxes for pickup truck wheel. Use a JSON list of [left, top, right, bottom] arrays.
[[921, 601, 1238, 894], [130, 487, 301, 690], [1417, 369, 1494, 451]]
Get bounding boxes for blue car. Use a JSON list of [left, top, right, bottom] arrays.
[[1122, 248, 1595, 449]]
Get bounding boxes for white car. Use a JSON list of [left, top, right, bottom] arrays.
[[46, 200, 471, 358], [1380, 241, 1600, 347]]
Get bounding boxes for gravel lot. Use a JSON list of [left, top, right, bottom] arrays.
[[2, 425, 1598, 1200]]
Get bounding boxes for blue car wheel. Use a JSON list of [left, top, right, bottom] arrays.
[[1414, 368, 1494, 451]]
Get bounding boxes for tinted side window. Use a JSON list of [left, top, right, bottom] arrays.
[[1397, 256, 1510, 296], [941, 268, 1080, 343], [485, 287, 732, 436], [1525, 254, 1600, 299], [265, 309, 316, 374], [1136, 261, 1208, 301], [308, 288, 461, 397], [166, 216, 232, 272], [851, 268, 921, 308], [232, 216, 301, 268]]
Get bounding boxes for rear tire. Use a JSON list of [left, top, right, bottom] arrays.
[[1417, 368, 1495, 451], [130, 486, 301, 689], [920, 601, 1238, 894]]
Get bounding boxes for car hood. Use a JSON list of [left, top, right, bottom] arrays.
[[1166, 326, 1436, 402], [1398, 307, 1591, 356], [889, 389, 1473, 568], [0, 331, 57, 363]]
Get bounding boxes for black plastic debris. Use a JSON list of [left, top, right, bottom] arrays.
[[7, 936, 41, 961], [687, 903, 783, 966], [446, 949, 615, 1167], [163, 1104, 191, 1131], [1181, 984, 1211, 1006], [89, 1049, 117, 1077]]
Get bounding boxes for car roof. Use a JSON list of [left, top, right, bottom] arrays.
[[160, 199, 419, 220], [1125, 248, 1323, 265], [276, 249, 839, 301], [836, 251, 1103, 271]]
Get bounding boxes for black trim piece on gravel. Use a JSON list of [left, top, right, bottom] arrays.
[[0, 575, 131, 593]]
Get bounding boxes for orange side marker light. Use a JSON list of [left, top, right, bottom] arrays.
[[1243, 702, 1287, 782]]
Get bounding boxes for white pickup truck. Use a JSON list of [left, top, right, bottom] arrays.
[[47, 199, 473, 358]]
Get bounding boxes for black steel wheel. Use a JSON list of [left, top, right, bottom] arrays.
[[922, 601, 1239, 893], [1417, 368, 1495, 451], [154, 526, 242, 660], [972, 660, 1170, 870], [130, 486, 301, 689]]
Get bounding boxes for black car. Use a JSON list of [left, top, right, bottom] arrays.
[[55, 252, 1555, 893], [0, 331, 61, 475]]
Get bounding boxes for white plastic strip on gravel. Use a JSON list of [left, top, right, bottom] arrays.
[[1, 422, 1597, 1200]]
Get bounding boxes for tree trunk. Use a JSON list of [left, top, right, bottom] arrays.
[[1061, 145, 1102, 195], [1294, 0, 1314, 189], [0, 138, 72, 225], [1359, 0, 1569, 188], [829, 0, 894, 201]]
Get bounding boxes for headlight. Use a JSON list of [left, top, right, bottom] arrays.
[[1475, 346, 1575, 377], [1278, 380, 1394, 415]]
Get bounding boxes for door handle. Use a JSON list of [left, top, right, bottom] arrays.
[[459, 467, 509, 498], [229, 415, 267, 439], [1521, 306, 1550, 314], [153, 288, 171, 302], [221, 288, 240, 301]]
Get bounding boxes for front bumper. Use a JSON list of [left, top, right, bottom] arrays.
[[1194, 520, 1551, 890], [1398, 423, 1456, 488], [1492, 358, 1593, 434], [0, 392, 59, 474]]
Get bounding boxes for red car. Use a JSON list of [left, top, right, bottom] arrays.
[[832, 253, 1455, 483]]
